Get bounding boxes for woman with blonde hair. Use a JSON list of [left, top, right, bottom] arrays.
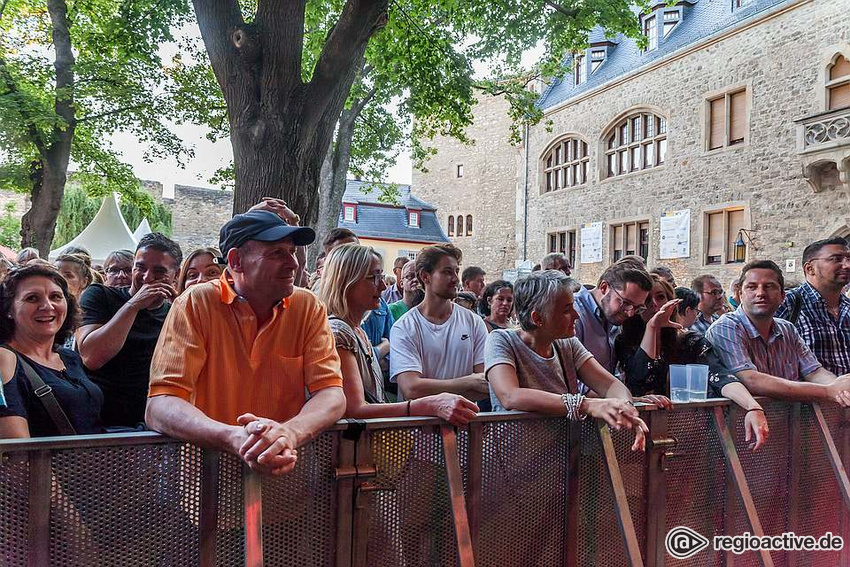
[[177, 247, 223, 293], [320, 243, 478, 424], [55, 253, 96, 300]]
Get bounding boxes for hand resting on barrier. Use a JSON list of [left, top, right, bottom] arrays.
[[236, 413, 300, 476], [579, 397, 649, 452]]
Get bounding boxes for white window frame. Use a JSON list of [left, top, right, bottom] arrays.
[[409, 211, 420, 228], [343, 205, 356, 222]]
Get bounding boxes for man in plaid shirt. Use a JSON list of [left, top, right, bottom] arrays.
[[707, 260, 850, 406], [776, 237, 850, 376]]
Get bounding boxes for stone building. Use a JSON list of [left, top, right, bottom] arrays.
[[419, 0, 850, 288], [412, 95, 521, 278]]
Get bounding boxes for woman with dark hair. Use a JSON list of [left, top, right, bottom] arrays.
[[615, 275, 769, 450], [177, 247, 223, 293], [479, 280, 514, 332], [0, 264, 103, 437]]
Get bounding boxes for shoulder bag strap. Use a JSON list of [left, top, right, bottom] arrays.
[[1, 345, 77, 435], [553, 341, 578, 395]]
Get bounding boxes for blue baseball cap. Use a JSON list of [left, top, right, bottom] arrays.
[[219, 210, 315, 256]]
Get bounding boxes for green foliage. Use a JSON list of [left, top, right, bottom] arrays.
[[0, 203, 22, 249], [0, 0, 192, 227], [173, 0, 648, 186], [52, 185, 171, 249]]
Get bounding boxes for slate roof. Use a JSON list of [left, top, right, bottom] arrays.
[[539, 0, 793, 110], [337, 179, 450, 244]]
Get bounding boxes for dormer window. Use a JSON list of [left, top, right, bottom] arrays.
[[574, 54, 586, 85], [343, 204, 356, 222], [408, 211, 420, 228], [662, 10, 680, 37], [643, 15, 658, 51], [590, 50, 606, 73]]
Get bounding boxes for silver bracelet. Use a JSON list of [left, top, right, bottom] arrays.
[[561, 393, 587, 421]]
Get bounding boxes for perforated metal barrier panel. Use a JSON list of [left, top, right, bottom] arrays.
[[0, 404, 847, 566], [0, 452, 29, 567]]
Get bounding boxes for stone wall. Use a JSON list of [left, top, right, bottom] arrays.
[[518, 0, 850, 286], [169, 184, 233, 253], [412, 95, 521, 278]]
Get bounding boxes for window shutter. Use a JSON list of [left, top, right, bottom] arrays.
[[466, 215, 473, 236], [726, 209, 745, 261], [709, 97, 726, 149], [729, 91, 746, 144], [707, 212, 724, 259], [457, 216, 464, 236], [448, 216, 454, 236], [626, 223, 637, 254], [829, 83, 850, 111], [613, 225, 624, 254], [831, 56, 850, 80], [549, 234, 557, 253]]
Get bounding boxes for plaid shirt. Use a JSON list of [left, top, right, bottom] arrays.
[[776, 281, 850, 376], [705, 307, 821, 380], [689, 311, 719, 335]]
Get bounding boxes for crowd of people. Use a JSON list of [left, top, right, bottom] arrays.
[[1, 198, 850, 476]]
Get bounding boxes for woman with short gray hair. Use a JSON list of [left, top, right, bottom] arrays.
[[486, 270, 648, 451]]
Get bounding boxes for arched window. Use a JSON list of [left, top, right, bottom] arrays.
[[542, 136, 589, 193], [448, 215, 454, 237], [457, 215, 464, 237], [603, 111, 667, 178], [466, 215, 473, 236], [827, 54, 850, 111]]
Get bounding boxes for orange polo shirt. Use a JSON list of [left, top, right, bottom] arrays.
[[148, 273, 342, 425]]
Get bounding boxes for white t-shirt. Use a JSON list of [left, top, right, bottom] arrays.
[[390, 303, 487, 394]]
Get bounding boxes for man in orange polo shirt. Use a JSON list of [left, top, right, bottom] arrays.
[[146, 210, 346, 476]]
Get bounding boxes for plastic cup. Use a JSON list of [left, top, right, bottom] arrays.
[[687, 364, 709, 402], [669, 365, 689, 403]]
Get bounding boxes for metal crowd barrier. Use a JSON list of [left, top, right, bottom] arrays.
[[0, 400, 848, 567]]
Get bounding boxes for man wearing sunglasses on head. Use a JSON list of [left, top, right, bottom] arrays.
[[689, 274, 725, 335]]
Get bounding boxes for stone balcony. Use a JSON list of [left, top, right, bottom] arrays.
[[795, 106, 850, 193]]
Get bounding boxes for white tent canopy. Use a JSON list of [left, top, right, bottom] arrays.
[[49, 193, 138, 264], [133, 218, 152, 240]]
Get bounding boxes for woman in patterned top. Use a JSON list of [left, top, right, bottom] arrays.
[[615, 274, 769, 450], [320, 244, 478, 425]]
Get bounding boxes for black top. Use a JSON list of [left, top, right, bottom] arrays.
[[0, 348, 104, 436], [614, 316, 740, 397], [79, 284, 170, 427]]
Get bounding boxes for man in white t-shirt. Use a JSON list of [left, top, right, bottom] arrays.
[[390, 244, 490, 409]]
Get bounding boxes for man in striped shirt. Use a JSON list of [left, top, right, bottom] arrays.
[[776, 237, 850, 376], [706, 260, 850, 406]]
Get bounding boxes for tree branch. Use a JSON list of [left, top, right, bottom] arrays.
[[47, 0, 76, 133], [77, 104, 150, 123], [192, 0, 250, 106], [255, 0, 307, 108], [544, 0, 580, 19], [307, 0, 388, 110]]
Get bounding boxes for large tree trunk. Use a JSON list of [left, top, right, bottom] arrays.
[[312, 104, 359, 266], [20, 159, 69, 255], [20, 0, 75, 256], [193, 0, 388, 221]]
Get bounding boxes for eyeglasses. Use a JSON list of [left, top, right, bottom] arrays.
[[106, 267, 131, 276], [363, 272, 385, 286], [610, 286, 646, 315], [702, 289, 724, 297], [808, 254, 850, 265]]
